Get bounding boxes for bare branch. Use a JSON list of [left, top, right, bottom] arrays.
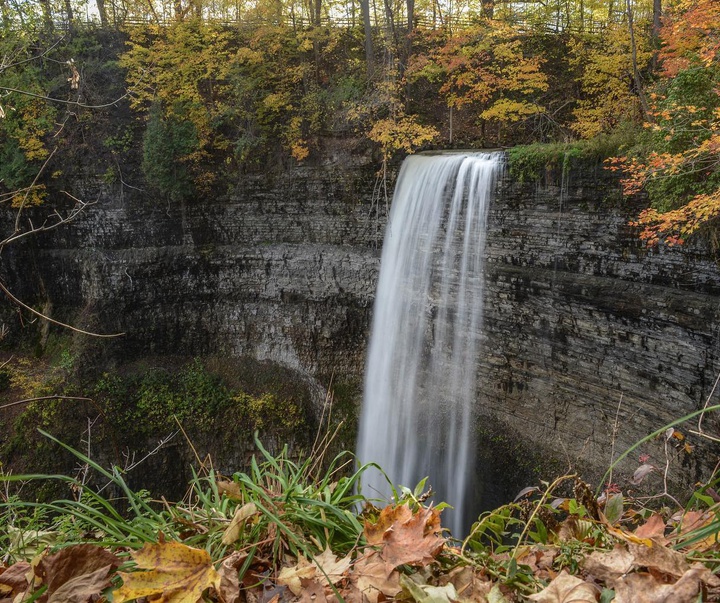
[[0, 84, 135, 109], [0, 394, 94, 412], [0, 280, 125, 338]]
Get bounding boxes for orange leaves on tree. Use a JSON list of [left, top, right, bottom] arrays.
[[113, 540, 222, 603], [660, 0, 720, 78]]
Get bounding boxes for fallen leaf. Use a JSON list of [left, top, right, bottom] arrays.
[[612, 566, 708, 603], [400, 573, 458, 603], [0, 562, 31, 602], [627, 540, 690, 578], [674, 510, 717, 551], [277, 557, 316, 596], [298, 577, 328, 603], [113, 540, 220, 603], [217, 551, 247, 603], [583, 545, 635, 582], [377, 506, 445, 572], [35, 544, 120, 603], [527, 569, 599, 602], [364, 505, 413, 546], [311, 548, 351, 587], [634, 514, 666, 542], [351, 552, 400, 603], [444, 565, 494, 601], [487, 584, 512, 603], [217, 481, 244, 500], [222, 502, 258, 545], [602, 521, 653, 546]]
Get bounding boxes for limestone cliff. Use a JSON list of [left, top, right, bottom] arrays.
[[2, 153, 719, 502]]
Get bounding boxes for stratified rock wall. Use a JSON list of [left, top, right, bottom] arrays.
[[4, 154, 720, 495], [479, 164, 720, 494], [8, 165, 384, 390]]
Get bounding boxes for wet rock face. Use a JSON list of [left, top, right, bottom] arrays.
[[4, 157, 720, 496]]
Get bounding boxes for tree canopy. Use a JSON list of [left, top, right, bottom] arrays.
[[1, 0, 719, 245]]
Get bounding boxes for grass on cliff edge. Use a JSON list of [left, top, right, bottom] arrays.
[[2, 408, 720, 602]]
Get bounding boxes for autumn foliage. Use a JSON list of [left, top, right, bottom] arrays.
[[608, 0, 720, 247]]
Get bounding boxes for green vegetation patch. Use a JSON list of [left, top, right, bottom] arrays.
[[507, 130, 635, 184]]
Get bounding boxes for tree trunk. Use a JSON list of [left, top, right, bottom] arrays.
[[95, 0, 109, 25], [63, 0, 74, 30], [651, 0, 662, 69], [361, 0, 374, 78], [625, 0, 651, 119], [480, 0, 493, 19], [39, 0, 54, 32]]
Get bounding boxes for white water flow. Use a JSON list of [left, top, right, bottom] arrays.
[[357, 152, 501, 536]]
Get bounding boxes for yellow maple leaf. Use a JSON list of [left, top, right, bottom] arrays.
[[113, 541, 220, 603]]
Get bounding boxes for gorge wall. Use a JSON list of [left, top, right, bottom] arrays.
[[3, 151, 720, 502]]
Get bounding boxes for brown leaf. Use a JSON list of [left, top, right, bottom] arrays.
[[612, 566, 708, 603], [297, 578, 329, 603], [675, 510, 717, 551], [35, 544, 120, 603], [527, 569, 599, 602], [634, 514, 667, 542], [217, 481, 244, 501], [113, 540, 220, 603], [0, 561, 31, 602], [583, 545, 635, 582], [217, 551, 248, 603], [377, 506, 445, 572], [443, 565, 494, 602], [363, 505, 413, 546], [627, 541, 690, 578], [351, 552, 400, 603]]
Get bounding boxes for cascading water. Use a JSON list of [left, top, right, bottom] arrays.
[[357, 152, 502, 536]]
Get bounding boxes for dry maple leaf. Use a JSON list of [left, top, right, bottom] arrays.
[[378, 506, 445, 572], [113, 540, 220, 603], [364, 504, 414, 546], [527, 569, 599, 602]]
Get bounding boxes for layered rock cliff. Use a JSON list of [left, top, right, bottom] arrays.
[[3, 152, 719, 502]]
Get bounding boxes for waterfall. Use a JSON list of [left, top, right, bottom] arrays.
[[357, 152, 502, 536]]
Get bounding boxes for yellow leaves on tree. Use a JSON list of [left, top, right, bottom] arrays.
[[568, 24, 652, 139], [408, 21, 548, 126], [368, 114, 438, 162], [113, 541, 221, 603]]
